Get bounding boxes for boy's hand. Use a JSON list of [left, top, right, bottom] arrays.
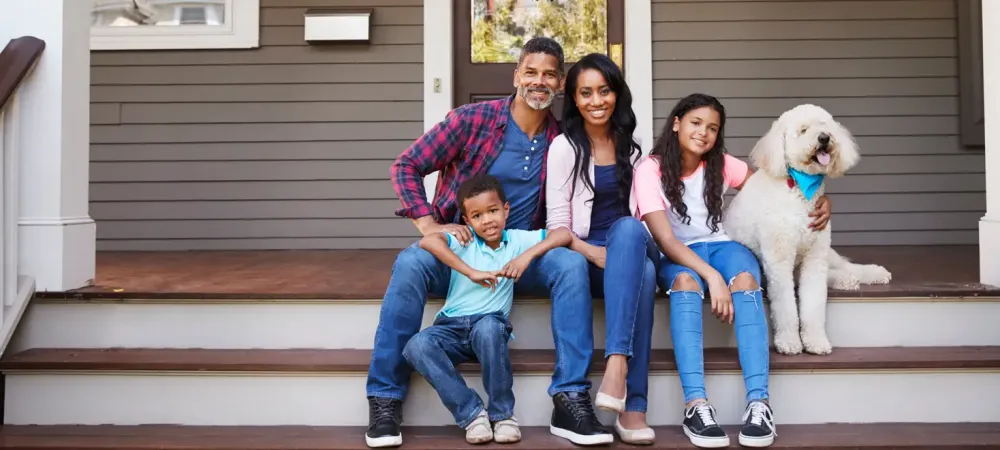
[[468, 270, 500, 291], [500, 254, 533, 282]]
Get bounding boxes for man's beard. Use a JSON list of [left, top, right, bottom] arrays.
[[518, 85, 555, 110]]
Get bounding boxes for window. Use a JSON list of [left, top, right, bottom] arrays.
[[90, 0, 259, 50]]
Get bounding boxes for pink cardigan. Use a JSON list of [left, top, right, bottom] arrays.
[[544, 134, 606, 238]]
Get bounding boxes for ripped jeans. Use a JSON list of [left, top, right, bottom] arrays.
[[658, 239, 769, 404]]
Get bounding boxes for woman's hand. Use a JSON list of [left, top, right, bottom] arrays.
[[575, 240, 607, 269], [706, 273, 733, 324], [809, 195, 832, 230]]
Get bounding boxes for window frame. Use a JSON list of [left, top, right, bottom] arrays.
[[90, 0, 260, 51]]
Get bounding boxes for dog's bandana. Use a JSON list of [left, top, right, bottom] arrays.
[[787, 167, 824, 200]]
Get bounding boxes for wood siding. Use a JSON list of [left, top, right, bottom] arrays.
[[652, 0, 984, 246], [89, 0, 423, 250]]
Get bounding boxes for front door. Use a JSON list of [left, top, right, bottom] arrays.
[[453, 0, 625, 120]]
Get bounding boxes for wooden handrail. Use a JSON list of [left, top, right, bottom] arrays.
[[0, 36, 45, 110]]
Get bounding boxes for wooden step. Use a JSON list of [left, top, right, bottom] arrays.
[[0, 423, 998, 449], [2, 346, 999, 373]]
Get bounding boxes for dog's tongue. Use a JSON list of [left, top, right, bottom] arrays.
[[816, 151, 831, 166]]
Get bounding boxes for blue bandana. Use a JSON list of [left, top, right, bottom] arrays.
[[787, 167, 825, 200]]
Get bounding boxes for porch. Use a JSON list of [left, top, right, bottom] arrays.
[[34, 245, 1000, 300]]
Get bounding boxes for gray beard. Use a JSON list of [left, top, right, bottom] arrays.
[[518, 85, 555, 110]]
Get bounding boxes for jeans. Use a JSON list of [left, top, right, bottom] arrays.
[[658, 239, 769, 404], [366, 241, 593, 400], [402, 312, 515, 427], [585, 216, 659, 413]]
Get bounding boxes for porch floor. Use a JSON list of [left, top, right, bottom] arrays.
[[37, 245, 999, 299]]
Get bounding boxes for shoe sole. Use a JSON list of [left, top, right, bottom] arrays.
[[739, 432, 776, 447], [365, 434, 402, 448], [550, 425, 615, 446], [683, 426, 730, 448]]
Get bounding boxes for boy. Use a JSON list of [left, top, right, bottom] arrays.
[[402, 174, 572, 444]]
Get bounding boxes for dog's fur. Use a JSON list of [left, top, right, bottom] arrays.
[[723, 104, 891, 356]]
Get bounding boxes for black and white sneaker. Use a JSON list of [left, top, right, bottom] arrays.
[[739, 401, 776, 447], [682, 401, 729, 448], [549, 391, 614, 445], [365, 396, 403, 448]]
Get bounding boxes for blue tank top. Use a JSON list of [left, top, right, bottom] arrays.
[[587, 164, 627, 244]]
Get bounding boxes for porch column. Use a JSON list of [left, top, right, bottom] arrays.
[[982, 0, 1000, 286], [0, 0, 95, 290]]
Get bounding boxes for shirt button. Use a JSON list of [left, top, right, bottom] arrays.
[[531, 147, 535, 151], [524, 166, 528, 170], [524, 156, 529, 160]]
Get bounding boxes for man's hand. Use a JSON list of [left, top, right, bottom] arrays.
[[468, 270, 500, 291], [500, 254, 533, 282], [809, 195, 832, 230], [415, 216, 473, 245]]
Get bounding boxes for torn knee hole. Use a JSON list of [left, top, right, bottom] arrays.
[[728, 272, 760, 292], [671, 273, 701, 292]]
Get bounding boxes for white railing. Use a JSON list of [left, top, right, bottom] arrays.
[[0, 38, 41, 354]]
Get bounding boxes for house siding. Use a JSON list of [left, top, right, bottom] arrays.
[[89, 0, 424, 250], [652, 0, 985, 246]]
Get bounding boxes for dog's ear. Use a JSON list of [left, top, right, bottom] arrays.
[[827, 119, 860, 178], [750, 119, 787, 178]]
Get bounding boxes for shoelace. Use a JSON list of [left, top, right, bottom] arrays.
[[693, 403, 718, 426], [565, 396, 603, 426], [747, 402, 768, 427], [371, 398, 399, 422]]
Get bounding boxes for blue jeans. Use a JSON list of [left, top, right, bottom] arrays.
[[658, 239, 769, 404], [402, 312, 514, 427], [366, 242, 593, 400], [585, 217, 659, 413]]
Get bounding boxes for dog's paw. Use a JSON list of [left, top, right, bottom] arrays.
[[801, 330, 833, 355], [773, 331, 803, 355], [828, 275, 860, 291], [859, 264, 892, 285]]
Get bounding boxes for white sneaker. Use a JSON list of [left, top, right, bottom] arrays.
[[493, 416, 521, 443], [465, 409, 493, 444]]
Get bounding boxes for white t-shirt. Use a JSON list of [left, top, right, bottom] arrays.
[[629, 154, 749, 245]]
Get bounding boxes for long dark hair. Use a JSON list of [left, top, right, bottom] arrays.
[[650, 93, 727, 233], [561, 53, 642, 209]]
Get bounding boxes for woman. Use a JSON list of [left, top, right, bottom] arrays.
[[545, 52, 659, 445], [630, 93, 832, 448]]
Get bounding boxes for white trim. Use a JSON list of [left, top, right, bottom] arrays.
[[981, 0, 999, 286], [90, 0, 259, 50], [624, 1, 654, 154], [19, 217, 96, 226], [421, 2, 453, 201]]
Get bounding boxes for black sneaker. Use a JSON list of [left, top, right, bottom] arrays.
[[365, 396, 403, 448], [682, 402, 729, 448], [549, 391, 614, 445], [739, 401, 776, 447]]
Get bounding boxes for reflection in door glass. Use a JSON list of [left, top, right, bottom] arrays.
[[91, 0, 226, 27], [471, 0, 607, 64]]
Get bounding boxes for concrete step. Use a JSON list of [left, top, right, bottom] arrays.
[[3, 347, 999, 427], [11, 296, 1000, 351], [1, 423, 999, 449]]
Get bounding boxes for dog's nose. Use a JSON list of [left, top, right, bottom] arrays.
[[818, 133, 831, 146]]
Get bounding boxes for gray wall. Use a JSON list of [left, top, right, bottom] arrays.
[[652, 0, 985, 246], [89, 0, 424, 250]]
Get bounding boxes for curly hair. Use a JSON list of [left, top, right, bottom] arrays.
[[457, 174, 506, 216], [650, 93, 728, 233], [519, 36, 565, 74], [561, 53, 642, 210]]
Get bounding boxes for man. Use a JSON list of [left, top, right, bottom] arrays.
[[365, 37, 613, 448]]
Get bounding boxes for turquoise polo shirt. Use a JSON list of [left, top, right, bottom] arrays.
[[437, 227, 547, 318]]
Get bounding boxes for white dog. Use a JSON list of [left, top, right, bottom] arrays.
[[723, 104, 891, 356]]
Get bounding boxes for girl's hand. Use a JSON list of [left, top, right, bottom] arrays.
[[707, 273, 733, 324], [585, 244, 608, 269], [809, 195, 832, 230]]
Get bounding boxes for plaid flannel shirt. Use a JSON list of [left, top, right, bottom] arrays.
[[391, 95, 561, 228]]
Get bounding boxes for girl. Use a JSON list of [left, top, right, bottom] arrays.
[[545, 53, 658, 445], [630, 93, 832, 448]]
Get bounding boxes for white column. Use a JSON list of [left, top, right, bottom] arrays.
[[421, 2, 453, 202], [0, 0, 95, 291], [981, 0, 1000, 286]]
